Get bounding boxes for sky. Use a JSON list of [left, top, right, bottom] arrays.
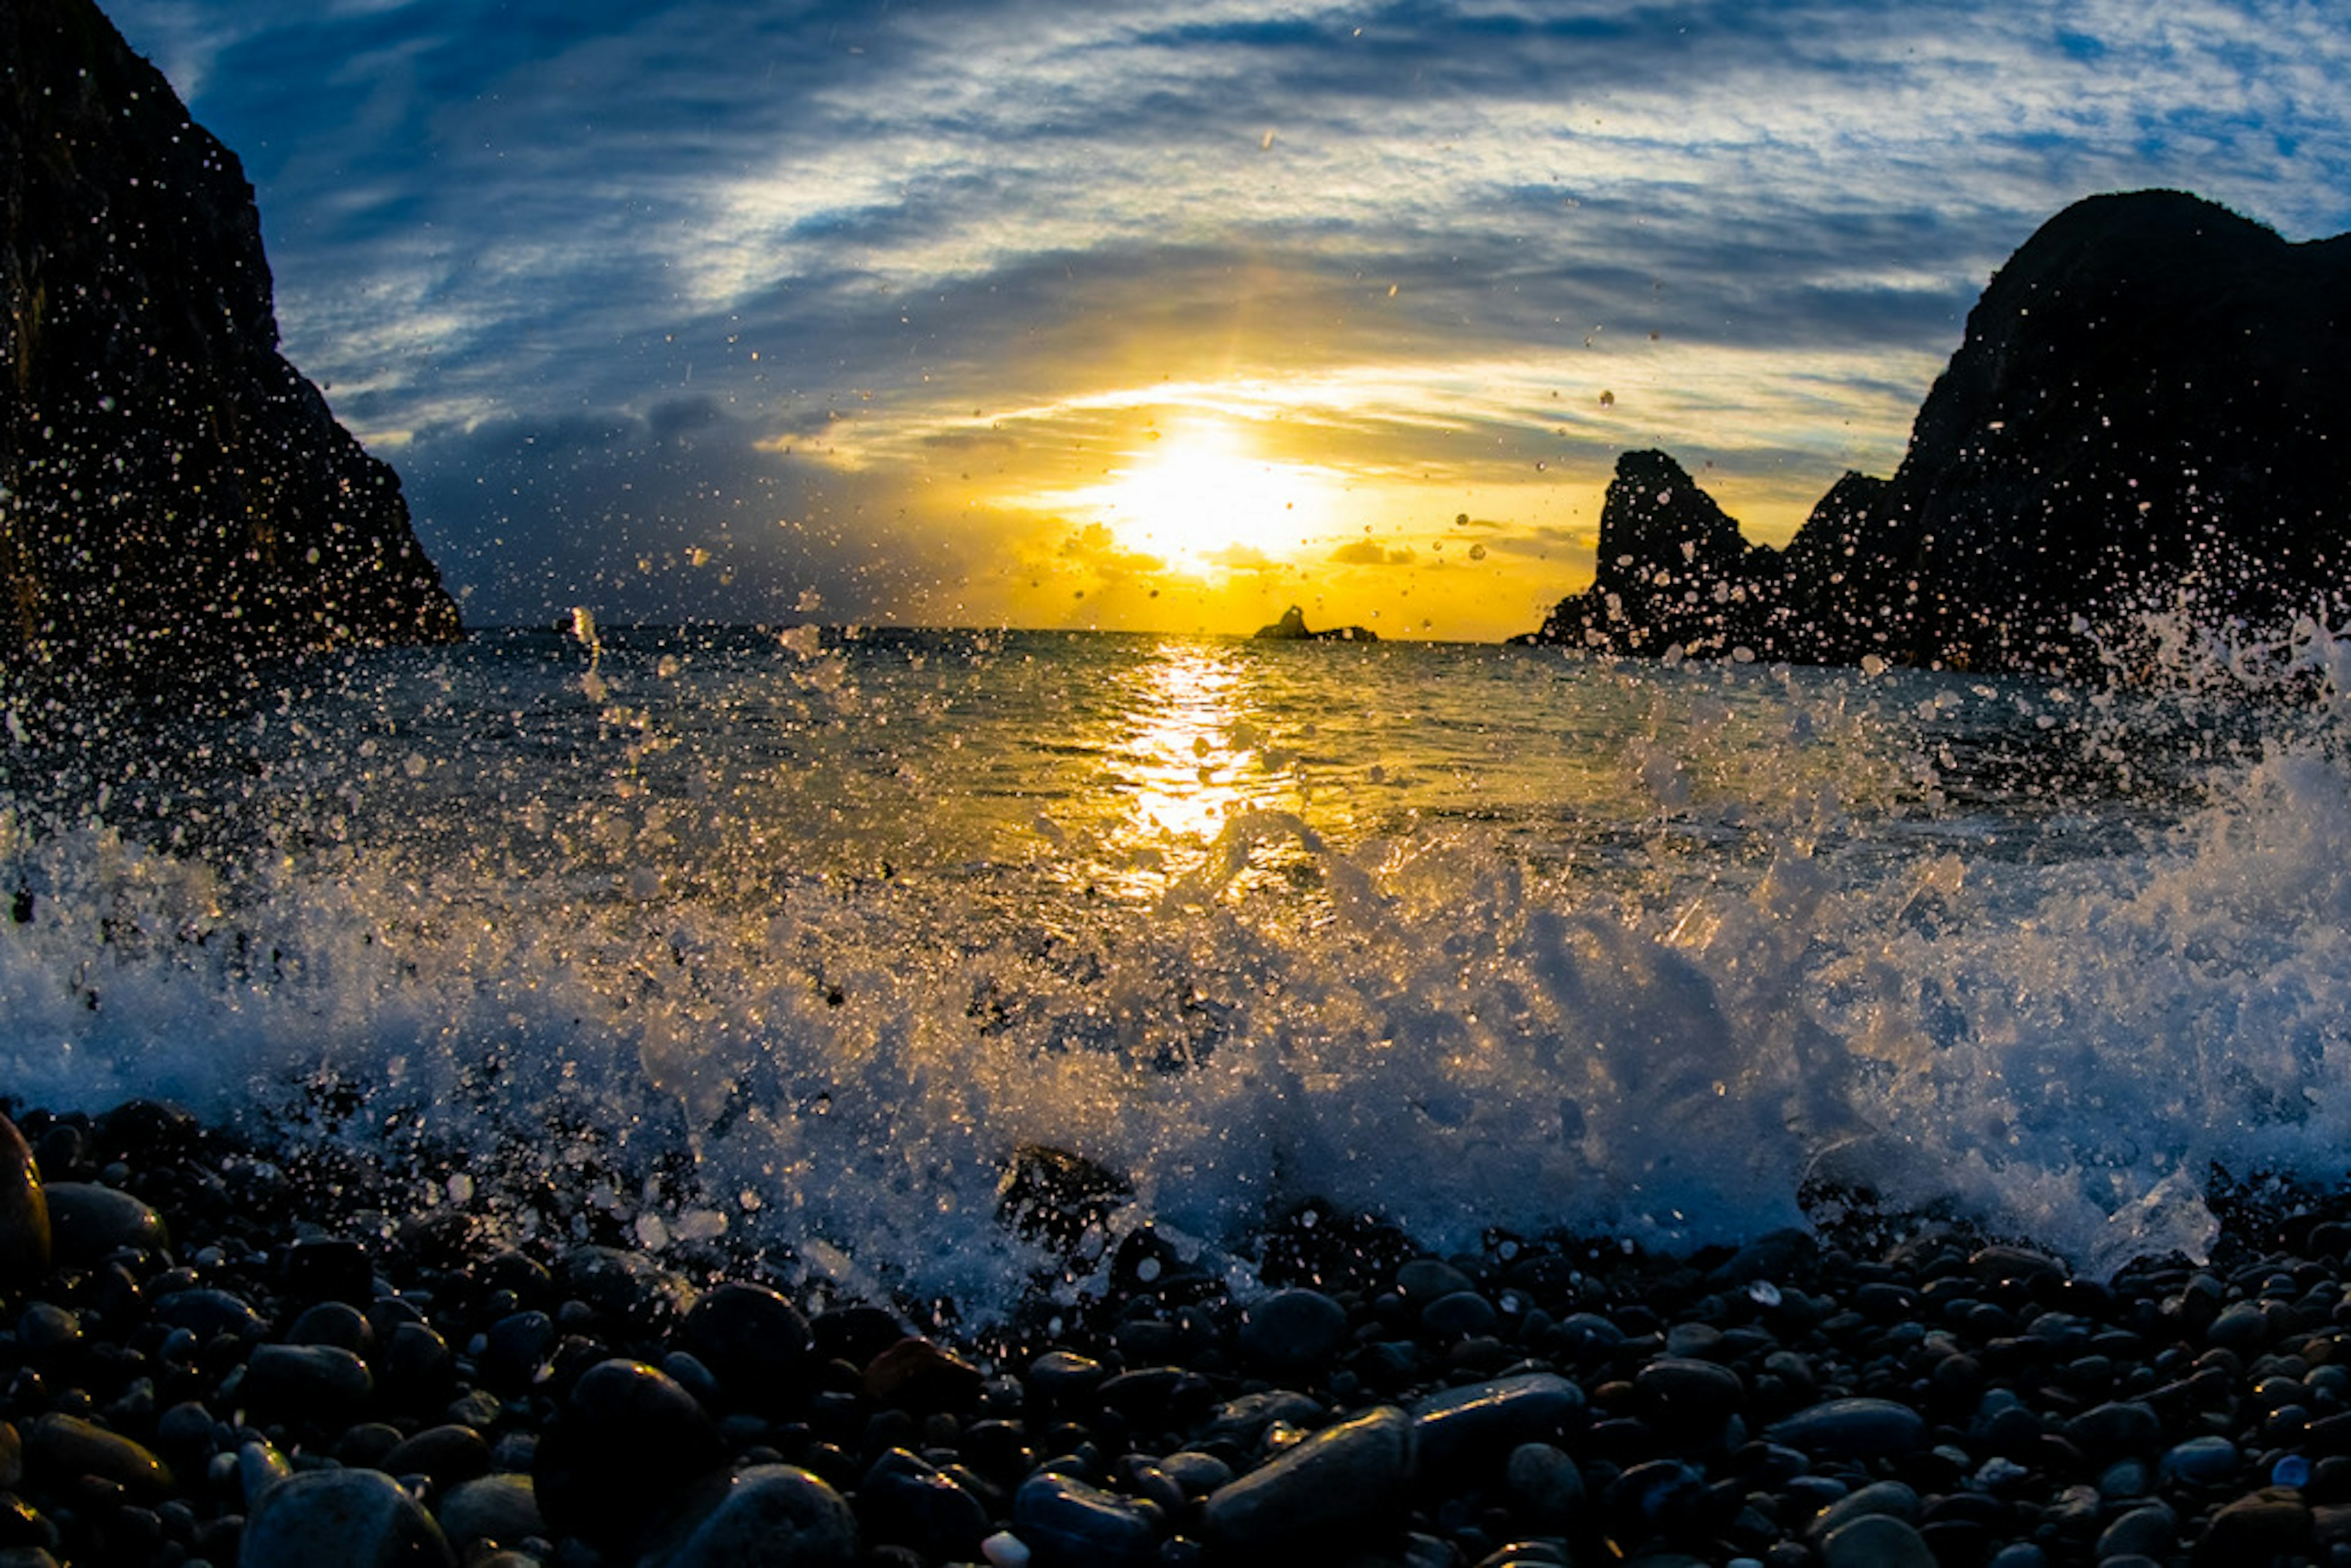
[[106, 0, 2351, 640]]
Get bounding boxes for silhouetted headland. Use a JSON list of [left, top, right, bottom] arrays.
[[1, 0, 462, 695], [1526, 190, 2351, 676]]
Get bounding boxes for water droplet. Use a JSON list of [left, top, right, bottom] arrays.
[[1747, 1279, 1783, 1308], [2273, 1454, 2311, 1488]]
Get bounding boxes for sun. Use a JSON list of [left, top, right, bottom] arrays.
[[1080, 421, 1341, 571]]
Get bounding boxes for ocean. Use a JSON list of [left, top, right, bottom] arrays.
[[4, 621, 2349, 1318]]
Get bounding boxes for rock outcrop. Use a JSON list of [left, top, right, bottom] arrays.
[[1, 0, 462, 691], [1529, 192, 2351, 674], [1254, 605, 1378, 642]]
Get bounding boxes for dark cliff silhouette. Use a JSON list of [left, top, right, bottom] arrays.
[[1253, 604, 1378, 642], [1530, 192, 2351, 674], [1, 0, 462, 691]]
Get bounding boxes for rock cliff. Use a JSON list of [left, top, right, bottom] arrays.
[[1530, 192, 2351, 674], [1, 0, 461, 691]]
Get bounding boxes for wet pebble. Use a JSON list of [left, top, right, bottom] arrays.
[[680, 1281, 817, 1408], [432, 1472, 543, 1552], [241, 1343, 373, 1423], [0, 1114, 50, 1285], [1010, 1472, 1160, 1567], [237, 1466, 456, 1568], [39, 1182, 167, 1264], [1766, 1397, 1929, 1458], [1202, 1405, 1413, 1552], [530, 1357, 726, 1552], [1817, 1513, 1937, 1568], [1237, 1287, 1348, 1371], [637, 1464, 860, 1568]]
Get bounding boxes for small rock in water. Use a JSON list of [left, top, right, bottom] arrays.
[[237, 1466, 456, 1568]]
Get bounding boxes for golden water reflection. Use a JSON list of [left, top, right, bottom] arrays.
[[1068, 640, 1316, 902]]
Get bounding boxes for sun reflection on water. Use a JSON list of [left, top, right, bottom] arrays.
[[1069, 640, 1312, 900]]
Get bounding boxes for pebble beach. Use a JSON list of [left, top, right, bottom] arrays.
[[7, 1100, 2351, 1568]]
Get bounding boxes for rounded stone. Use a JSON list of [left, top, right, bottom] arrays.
[[1766, 1397, 1929, 1458], [635, 1466, 857, 1566], [859, 1449, 990, 1559], [1818, 1513, 1937, 1568], [1422, 1289, 1501, 1337], [285, 1300, 375, 1354], [237, 1466, 456, 1568], [152, 1286, 267, 1341], [242, 1343, 374, 1422], [1411, 1373, 1587, 1471], [680, 1281, 817, 1408], [2159, 1435, 2241, 1485], [380, 1425, 490, 1487], [1237, 1288, 1349, 1371], [2096, 1502, 2178, 1561], [1203, 1405, 1414, 1552], [1637, 1357, 1745, 1427], [433, 1474, 544, 1552], [40, 1182, 167, 1264], [2064, 1400, 2162, 1457], [531, 1357, 726, 1551], [0, 1114, 51, 1285], [1011, 1472, 1160, 1567], [1505, 1441, 1585, 1523], [25, 1414, 173, 1500], [1395, 1258, 1476, 1299]]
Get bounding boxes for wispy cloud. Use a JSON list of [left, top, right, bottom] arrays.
[[100, 0, 2351, 635]]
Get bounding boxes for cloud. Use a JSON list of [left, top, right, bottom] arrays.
[[99, 0, 2351, 632], [1329, 540, 1417, 567]]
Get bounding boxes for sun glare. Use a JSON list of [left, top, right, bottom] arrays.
[[1081, 422, 1341, 571]]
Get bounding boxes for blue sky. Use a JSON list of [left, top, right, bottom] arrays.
[[107, 0, 2351, 638]]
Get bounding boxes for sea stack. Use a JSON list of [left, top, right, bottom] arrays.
[[1, 0, 462, 689], [1529, 191, 2351, 675]]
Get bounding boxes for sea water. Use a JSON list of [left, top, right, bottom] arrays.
[[4, 620, 2350, 1314]]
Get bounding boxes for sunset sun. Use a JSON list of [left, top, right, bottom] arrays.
[[1081, 421, 1342, 572]]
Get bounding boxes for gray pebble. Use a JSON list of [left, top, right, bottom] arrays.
[[1766, 1397, 1927, 1458], [634, 1464, 858, 1568], [2095, 1501, 2178, 1560], [1504, 1441, 1584, 1523], [1236, 1288, 1348, 1371], [1204, 1405, 1413, 1552], [1395, 1258, 1475, 1299], [1818, 1512, 1937, 1568], [1413, 1373, 1586, 1472], [1011, 1471, 1160, 1567], [40, 1182, 166, 1264], [236, 1467, 455, 1568], [433, 1473, 542, 1550]]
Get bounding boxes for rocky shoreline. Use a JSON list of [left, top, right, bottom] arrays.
[[7, 1102, 2351, 1567]]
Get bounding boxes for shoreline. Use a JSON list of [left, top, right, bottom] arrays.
[[4, 1100, 2350, 1567]]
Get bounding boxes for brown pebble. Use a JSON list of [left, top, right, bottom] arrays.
[[863, 1337, 984, 1412], [2194, 1487, 2312, 1566], [0, 1114, 50, 1285]]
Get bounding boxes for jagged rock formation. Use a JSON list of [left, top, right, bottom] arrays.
[[1, 0, 462, 690], [1253, 604, 1378, 642], [1531, 192, 2351, 674]]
